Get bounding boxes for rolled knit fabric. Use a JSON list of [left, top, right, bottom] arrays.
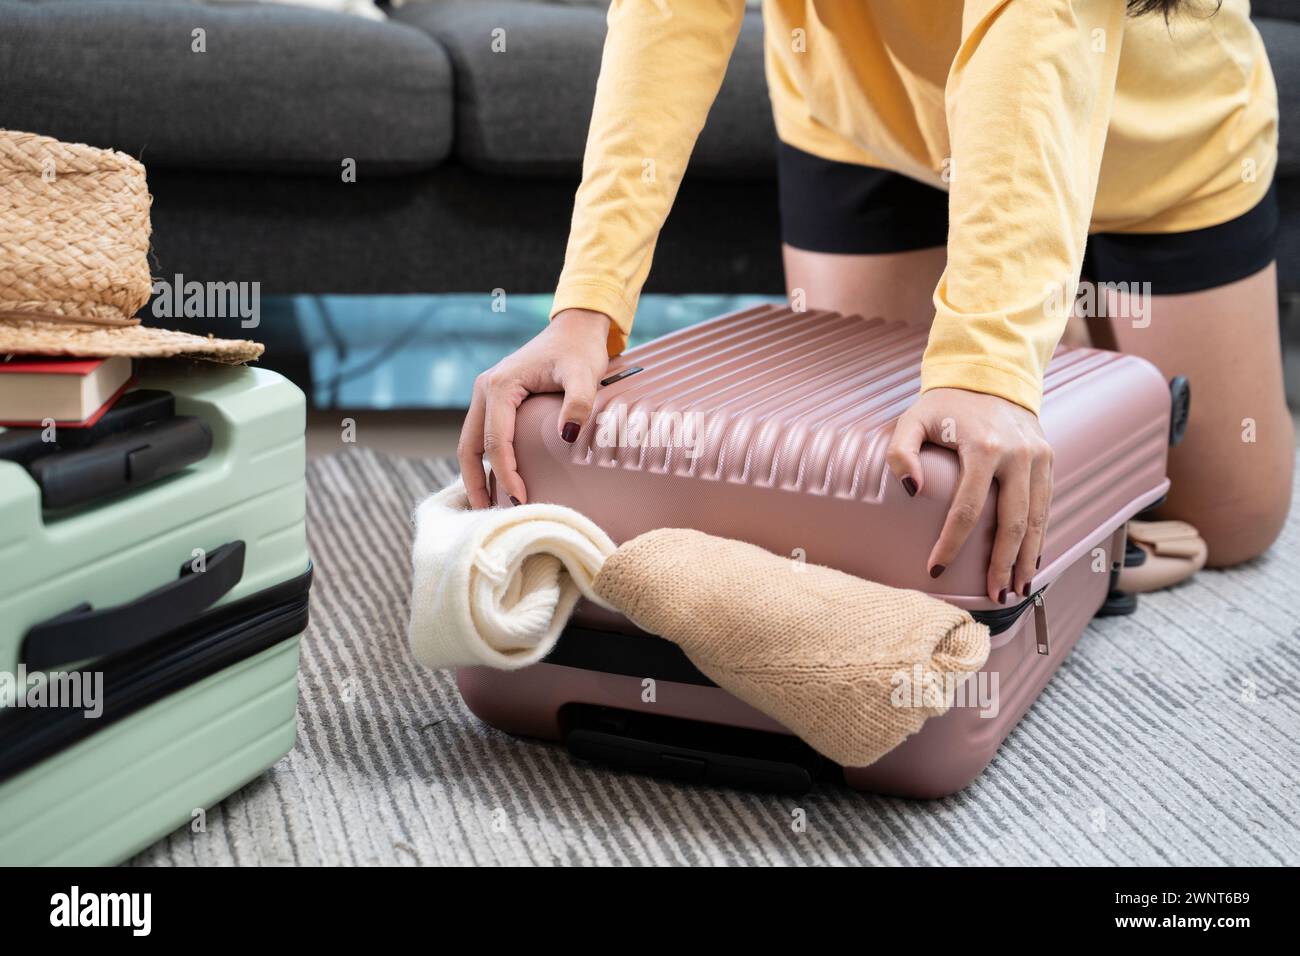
[[408, 478, 616, 670], [592, 528, 991, 768]]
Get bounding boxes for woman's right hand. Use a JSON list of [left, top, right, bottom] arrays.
[[458, 307, 612, 509]]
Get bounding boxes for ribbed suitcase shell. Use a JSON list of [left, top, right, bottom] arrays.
[[461, 306, 1171, 796], [0, 365, 309, 863]]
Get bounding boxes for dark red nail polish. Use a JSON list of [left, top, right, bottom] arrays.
[[561, 421, 580, 443], [509, 495, 521, 506], [901, 475, 918, 497], [1036, 554, 1042, 570], [1022, 581, 1032, 597], [929, 564, 945, 578], [997, 587, 1008, 604]]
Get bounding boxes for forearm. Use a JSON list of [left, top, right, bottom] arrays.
[[921, 0, 1126, 414], [552, 0, 747, 356]]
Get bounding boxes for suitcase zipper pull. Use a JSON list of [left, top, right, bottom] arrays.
[[1033, 590, 1050, 656]]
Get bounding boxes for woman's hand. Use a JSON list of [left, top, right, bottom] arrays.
[[458, 308, 611, 509], [886, 387, 1053, 604]]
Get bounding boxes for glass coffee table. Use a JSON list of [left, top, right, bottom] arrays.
[[257, 293, 781, 411]]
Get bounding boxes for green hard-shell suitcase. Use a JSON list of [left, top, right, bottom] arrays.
[[0, 363, 311, 865]]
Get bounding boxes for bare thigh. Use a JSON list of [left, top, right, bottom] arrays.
[[782, 244, 946, 326], [1088, 263, 1293, 566]]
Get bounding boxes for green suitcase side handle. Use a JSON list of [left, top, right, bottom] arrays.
[[21, 540, 245, 670]]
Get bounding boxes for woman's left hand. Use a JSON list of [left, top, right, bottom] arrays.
[[886, 387, 1053, 604]]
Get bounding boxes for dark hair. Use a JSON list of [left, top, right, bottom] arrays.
[[1126, 0, 1222, 16]]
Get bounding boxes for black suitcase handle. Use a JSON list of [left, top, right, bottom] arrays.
[[0, 389, 176, 467], [28, 415, 213, 510], [563, 704, 824, 795], [568, 728, 815, 795], [21, 540, 246, 670]]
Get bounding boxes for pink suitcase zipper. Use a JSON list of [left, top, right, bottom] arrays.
[[460, 306, 1174, 797]]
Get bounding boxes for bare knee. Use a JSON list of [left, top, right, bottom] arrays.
[[1200, 505, 1289, 567], [1160, 458, 1294, 568]]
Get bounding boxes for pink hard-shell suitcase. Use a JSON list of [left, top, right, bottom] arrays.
[[461, 305, 1182, 797]]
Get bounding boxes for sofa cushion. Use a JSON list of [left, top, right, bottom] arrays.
[[1257, 16, 1300, 178], [0, 0, 452, 173], [1253, 1, 1298, 24], [393, 0, 775, 177]]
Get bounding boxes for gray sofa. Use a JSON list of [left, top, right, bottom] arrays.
[[1, 0, 1296, 312]]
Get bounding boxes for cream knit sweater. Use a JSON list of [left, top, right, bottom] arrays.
[[407, 478, 615, 670]]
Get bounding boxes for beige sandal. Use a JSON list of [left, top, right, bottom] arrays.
[[1116, 519, 1207, 593]]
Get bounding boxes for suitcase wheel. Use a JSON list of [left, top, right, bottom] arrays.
[[1096, 589, 1140, 617]]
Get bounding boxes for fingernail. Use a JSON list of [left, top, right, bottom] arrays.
[[561, 421, 580, 443], [1022, 580, 1032, 598], [1036, 554, 1042, 570], [509, 495, 521, 506], [997, 587, 1008, 604], [901, 475, 918, 497], [929, 564, 945, 578]]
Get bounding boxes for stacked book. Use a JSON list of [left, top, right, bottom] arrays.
[[0, 358, 211, 510], [0, 356, 134, 427]]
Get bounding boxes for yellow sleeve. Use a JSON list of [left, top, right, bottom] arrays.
[[550, 0, 747, 357], [920, 0, 1127, 415]]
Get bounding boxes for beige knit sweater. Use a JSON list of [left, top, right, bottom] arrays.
[[593, 528, 990, 768]]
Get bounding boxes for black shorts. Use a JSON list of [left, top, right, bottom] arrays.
[[776, 141, 1279, 295]]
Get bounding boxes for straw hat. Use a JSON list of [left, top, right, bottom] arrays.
[[0, 129, 263, 364]]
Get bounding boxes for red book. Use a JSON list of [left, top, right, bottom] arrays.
[[0, 356, 134, 427]]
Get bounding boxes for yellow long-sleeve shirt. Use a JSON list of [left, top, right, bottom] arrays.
[[551, 0, 1277, 414]]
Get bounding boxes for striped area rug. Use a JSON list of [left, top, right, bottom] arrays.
[[134, 448, 1300, 866]]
